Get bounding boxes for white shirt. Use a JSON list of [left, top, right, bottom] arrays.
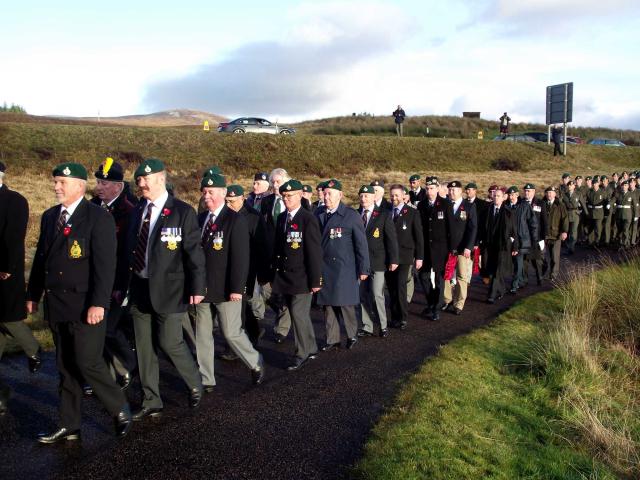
[[60, 196, 84, 219], [393, 203, 405, 215], [285, 206, 301, 230], [202, 203, 225, 237], [452, 198, 463, 215], [138, 190, 169, 279], [361, 207, 373, 226]]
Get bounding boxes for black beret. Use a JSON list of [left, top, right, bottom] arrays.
[[95, 158, 124, 182], [254, 172, 269, 182]]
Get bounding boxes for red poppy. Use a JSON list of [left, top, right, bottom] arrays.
[[372, 210, 379, 217], [402, 208, 408, 214], [63, 226, 71, 236], [211, 224, 218, 231], [459, 204, 465, 211], [162, 208, 171, 216], [292, 223, 298, 230]]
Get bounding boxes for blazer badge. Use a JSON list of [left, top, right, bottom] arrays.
[[373, 227, 380, 238], [69, 240, 82, 259]]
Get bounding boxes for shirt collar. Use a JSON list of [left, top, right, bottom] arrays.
[[394, 203, 405, 211], [61, 196, 84, 217], [208, 203, 225, 219], [146, 190, 169, 211], [287, 206, 301, 219]]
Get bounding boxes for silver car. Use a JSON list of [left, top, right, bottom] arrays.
[[217, 117, 295, 135]]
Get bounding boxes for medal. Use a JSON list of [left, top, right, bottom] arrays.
[[373, 227, 380, 238], [69, 240, 82, 259], [212, 231, 224, 251]]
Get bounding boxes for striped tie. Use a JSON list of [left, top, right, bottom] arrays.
[[202, 213, 215, 246], [56, 209, 68, 236], [133, 203, 153, 274]]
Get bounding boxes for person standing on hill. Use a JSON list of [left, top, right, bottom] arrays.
[[392, 105, 406, 137], [552, 125, 563, 156], [499, 112, 511, 136]]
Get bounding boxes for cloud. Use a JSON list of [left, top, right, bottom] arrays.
[[143, 2, 415, 117]]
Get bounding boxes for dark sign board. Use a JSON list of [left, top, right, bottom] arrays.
[[462, 112, 480, 118], [546, 82, 573, 125]]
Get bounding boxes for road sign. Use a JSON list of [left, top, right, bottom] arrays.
[[477, 131, 484, 140], [203, 120, 210, 131], [546, 82, 573, 125]]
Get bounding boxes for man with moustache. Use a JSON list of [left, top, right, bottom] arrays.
[[196, 174, 264, 387], [418, 177, 449, 321], [91, 158, 136, 389], [271, 180, 322, 370], [356, 185, 398, 338], [26, 163, 131, 443], [316, 179, 370, 350], [123, 159, 205, 420]]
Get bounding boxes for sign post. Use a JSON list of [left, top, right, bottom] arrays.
[[546, 82, 573, 156], [203, 120, 210, 132]]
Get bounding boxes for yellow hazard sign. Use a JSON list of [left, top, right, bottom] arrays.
[[203, 121, 210, 132], [477, 130, 484, 140]]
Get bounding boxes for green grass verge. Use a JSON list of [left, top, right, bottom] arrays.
[[354, 261, 640, 479]]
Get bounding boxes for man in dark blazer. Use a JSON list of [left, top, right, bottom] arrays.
[[26, 162, 131, 443], [443, 181, 477, 315], [356, 185, 398, 338], [386, 184, 423, 329], [196, 174, 264, 387], [123, 159, 205, 421], [408, 174, 426, 207], [315, 179, 370, 350], [271, 180, 322, 370], [312, 181, 326, 211], [418, 177, 449, 321], [91, 159, 136, 389], [505, 186, 537, 293], [371, 179, 392, 211], [246, 172, 270, 211], [522, 183, 545, 286], [0, 161, 42, 371]]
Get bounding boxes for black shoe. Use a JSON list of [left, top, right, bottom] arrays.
[[320, 342, 340, 352], [0, 387, 9, 416], [37, 427, 81, 444], [114, 405, 132, 438], [274, 333, 286, 344], [379, 328, 389, 338], [287, 356, 311, 371], [189, 387, 203, 408], [28, 348, 42, 373], [82, 384, 93, 397], [453, 307, 462, 315], [357, 329, 373, 338], [496, 294, 504, 300], [219, 351, 239, 361], [509, 287, 518, 294], [251, 355, 265, 385], [398, 321, 407, 330], [487, 297, 495, 304], [431, 311, 440, 321], [132, 406, 163, 421], [441, 303, 451, 311], [117, 372, 132, 390], [445, 304, 457, 314], [346, 337, 358, 349], [203, 385, 216, 393]]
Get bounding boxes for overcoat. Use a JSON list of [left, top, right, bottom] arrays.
[[418, 197, 449, 272]]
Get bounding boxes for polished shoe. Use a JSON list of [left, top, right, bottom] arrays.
[[251, 355, 266, 385], [496, 294, 504, 301], [357, 329, 374, 338], [453, 307, 463, 316], [132, 406, 163, 421], [509, 287, 518, 294], [28, 348, 42, 373], [287, 356, 310, 371], [379, 328, 389, 338], [203, 385, 216, 393], [189, 387, 203, 408], [486, 297, 495, 304], [320, 342, 340, 352], [37, 427, 80, 444], [114, 405, 132, 438], [440, 303, 451, 311], [431, 311, 440, 321], [117, 372, 132, 390], [398, 321, 407, 330], [346, 337, 358, 350], [82, 384, 93, 396], [274, 333, 286, 344]]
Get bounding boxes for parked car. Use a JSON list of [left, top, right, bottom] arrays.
[[493, 134, 537, 142], [522, 131, 548, 142], [588, 138, 626, 147], [217, 117, 295, 135], [564, 136, 585, 144]]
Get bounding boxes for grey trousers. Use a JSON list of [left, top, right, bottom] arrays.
[[0, 320, 40, 360], [195, 301, 259, 387], [130, 302, 202, 409], [543, 239, 562, 279], [324, 305, 357, 344], [360, 271, 388, 333], [283, 293, 317, 360], [406, 267, 415, 304], [258, 283, 291, 336]]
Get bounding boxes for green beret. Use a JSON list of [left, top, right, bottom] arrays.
[[465, 182, 478, 190], [317, 181, 327, 190], [592, 176, 600, 182], [425, 176, 439, 186], [523, 183, 536, 190], [279, 179, 303, 194], [409, 174, 420, 182], [585, 176, 592, 181], [135, 158, 164, 179], [226, 184, 244, 197], [600, 175, 608, 180], [201, 173, 226, 189], [359, 185, 373, 194], [325, 178, 342, 191], [202, 166, 222, 178], [52, 162, 87, 180], [302, 184, 313, 193], [506, 186, 519, 194], [566, 180, 575, 186], [562, 172, 571, 179], [545, 186, 557, 193], [447, 180, 463, 189], [575, 175, 583, 180]]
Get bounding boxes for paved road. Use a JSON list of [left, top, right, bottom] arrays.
[[0, 249, 610, 480]]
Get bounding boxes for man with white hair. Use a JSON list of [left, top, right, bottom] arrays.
[[27, 162, 132, 443]]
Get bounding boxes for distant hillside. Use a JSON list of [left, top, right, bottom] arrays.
[[80, 109, 228, 127], [292, 115, 640, 145]]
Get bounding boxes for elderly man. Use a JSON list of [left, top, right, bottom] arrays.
[[26, 163, 131, 443], [271, 179, 323, 370], [357, 185, 398, 338], [0, 161, 42, 372], [504, 186, 537, 294], [316, 179, 370, 350], [370, 180, 391, 211], [541, 186, 568, 281], [312, 182, 326, 210], [246, 172, 270, 211], [91, 158, 137, 389], [123, 159, 206, 421], [196, 174, 264, 387]]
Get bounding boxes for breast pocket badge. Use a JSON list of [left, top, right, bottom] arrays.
[[212, 231, 224, 251], [460, 210, 467, 220], [68, 239, 84, 259], [161, 227, 182, 251], [437, 211, 444, 220], [287, 231, 302, 249], [372, 227, 380, 238], [329, 227, 342, 239]]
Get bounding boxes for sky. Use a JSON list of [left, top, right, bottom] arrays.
[[2, 0, 640, 128]]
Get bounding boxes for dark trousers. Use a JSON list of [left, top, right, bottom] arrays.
[[0, 320, 40, 360], [511, 254, 524, 289], [283, 293, 317, 360], [51, 320, 126, 430], [553, 141, 562, 156], [418, 268, 444, 312], [386, 264, 410, 324], [103, 302, 137, 376], [522, 251, 543, 285], [241, 295, 261, 345], [129, 277, 202, 409]]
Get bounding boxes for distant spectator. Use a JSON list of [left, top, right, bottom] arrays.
[[392, 105, 406, 137], [552, 125, 563, 156], [499, 112, 511, 136]]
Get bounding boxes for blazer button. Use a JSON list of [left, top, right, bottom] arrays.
[[59, 272, 63, 275]]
